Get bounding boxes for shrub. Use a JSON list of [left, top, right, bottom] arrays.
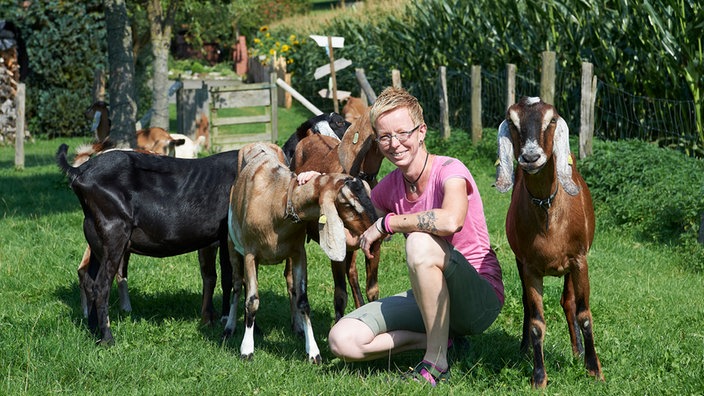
[[580, 139, 704, 246]]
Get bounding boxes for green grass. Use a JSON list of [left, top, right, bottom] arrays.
[[1, 123, 703, 395]]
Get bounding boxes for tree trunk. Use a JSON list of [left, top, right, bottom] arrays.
[[147, 0, 176, 131], [105, 0, 137, 147]]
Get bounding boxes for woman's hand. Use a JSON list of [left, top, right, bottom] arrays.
[[297, 170, 321, 185], [359, 217, 386, 259]]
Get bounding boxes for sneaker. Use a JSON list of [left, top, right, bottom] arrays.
[[401, 360, 450, 387]]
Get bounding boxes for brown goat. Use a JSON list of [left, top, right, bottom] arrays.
[[84, 101, 110, 142], [224, 142, 377, 363], [291, 109, 385, 321], [341, 96, 368, 124], [495, 97, 603, 388], [136, 127, 185, 156]]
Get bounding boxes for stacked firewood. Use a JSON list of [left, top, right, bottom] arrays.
[[0, 40, 18, 144]]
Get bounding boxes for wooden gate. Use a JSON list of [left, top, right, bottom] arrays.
[[209, 72, 278, 151]]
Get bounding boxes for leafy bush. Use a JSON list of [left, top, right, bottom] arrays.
[[580, 139, 704, 247]]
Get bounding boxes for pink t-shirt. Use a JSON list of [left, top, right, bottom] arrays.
[[371, 155, 504, 303]]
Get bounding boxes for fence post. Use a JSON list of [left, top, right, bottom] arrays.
[[506, 63, 516, 109], [270, 72, 279, 143], [579, 62, 595, 159], [471, 65, 482, 144], [284, 73, 292, 109], [540, 51, 556, 105], [439, 66, 450, 139], [14, 83, 25, 170], [392, 69, 402, 88], [355, 68, 377, 103]]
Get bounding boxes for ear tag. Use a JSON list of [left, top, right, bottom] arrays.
[[318, 214, 327, 224], [353, 132, 359, 144], [568, 155, 574, 166]]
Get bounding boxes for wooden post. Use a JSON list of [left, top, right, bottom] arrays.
[[439, 66, 450, 139], [355, 68, 377, 103], [579, 62, 595, 159], [284, 73, 292, 109], [14, 83, 25, 170], [392, 69, 402, 88], [270, 72, 279, 143], [506, 63, 516, 109], [471, 65, 482, 144], [276, 78, 323, 115], [327, 36, 339, 114], [540, 51, 556, 104]]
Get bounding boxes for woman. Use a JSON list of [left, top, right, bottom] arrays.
[[326, 87, 504, 386]]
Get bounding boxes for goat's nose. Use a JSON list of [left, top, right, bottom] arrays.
[[522, 153, 540, 163]]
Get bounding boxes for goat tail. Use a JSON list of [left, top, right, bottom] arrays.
[[56, 144, 80, 181], [495, 120, 515, 193], [554, 118, 580, 196]]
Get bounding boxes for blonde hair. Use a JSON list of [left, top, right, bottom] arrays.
[[369, 87, 424, 133]]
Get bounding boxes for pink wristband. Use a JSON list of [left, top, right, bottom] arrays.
[[384, 213, 395, 234]]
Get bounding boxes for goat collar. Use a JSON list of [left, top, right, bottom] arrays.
[[285, 177, 302, 223], [527, 183, 558, 232]]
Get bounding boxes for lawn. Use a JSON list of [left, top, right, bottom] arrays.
[[1, 115, 703, 394]]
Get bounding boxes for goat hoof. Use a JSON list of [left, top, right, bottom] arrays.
[[222, 328, 234, 340], [96, 337, 114, 347], [308, 354, 322, 365], [240, 353, 254, 361]]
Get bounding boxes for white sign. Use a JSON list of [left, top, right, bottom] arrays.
[[310, 35, 344, 48], [314, 58, 352, 80], [318, 89, 351, 101]]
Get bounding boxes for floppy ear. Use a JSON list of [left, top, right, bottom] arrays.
[[495, 120, 515, 193], [554, 117, 580, 196], [318, 190, 347, 262]]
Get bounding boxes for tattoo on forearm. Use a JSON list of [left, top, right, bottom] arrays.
[[417, 211, 438, 233]]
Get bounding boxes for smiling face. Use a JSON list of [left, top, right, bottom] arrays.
[[373, 106, 427, 169]]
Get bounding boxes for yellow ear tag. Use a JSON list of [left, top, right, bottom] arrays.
[[568, 155, 574, 166], [353, 132, 359, 144], [318, 214, 327, 224]]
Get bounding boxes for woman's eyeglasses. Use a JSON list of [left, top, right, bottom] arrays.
[[375, 124, 421, 147]]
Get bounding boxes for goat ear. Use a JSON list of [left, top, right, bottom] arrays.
[[318, 192, 347, 262], [495, 120, 515, 193], [554, 117, 580, 196]]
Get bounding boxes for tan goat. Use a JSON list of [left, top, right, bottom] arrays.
[[495, 97, 603, 388], [292, 109, 385, 321], [224, 142, 377, 363]]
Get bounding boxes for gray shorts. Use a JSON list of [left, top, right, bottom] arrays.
[[345, 248, 502, 337]]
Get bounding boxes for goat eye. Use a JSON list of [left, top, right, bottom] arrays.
[[550, 118, 557, 124]]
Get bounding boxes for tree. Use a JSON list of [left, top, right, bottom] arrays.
[[105, 0, 137, 147], [146, 0, 177, 130]]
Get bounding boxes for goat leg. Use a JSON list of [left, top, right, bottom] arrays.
[[330, 259, 349, 322], [222, 244, 243, 339], [116, 252, 132, 313], [284, 258, 305, 336], [219, 235, 234, 323], [571, 261, 604, 381], [198, 244, 218, 325], [561, 273, 584, 356], [240, 253, 259, 360], [344, 251, 365, 310], [364, 241, 381, 302], [290, 252, 322, 364], [520, 263, 548, 388]]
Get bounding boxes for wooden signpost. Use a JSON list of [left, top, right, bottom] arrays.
[[310, 35, 350, 113]]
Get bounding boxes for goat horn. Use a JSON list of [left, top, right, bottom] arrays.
[[554, 117, 580, 196], [495, 120, 515, 193]]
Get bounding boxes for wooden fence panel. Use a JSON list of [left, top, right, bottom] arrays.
[[209, 72, 278, 151]]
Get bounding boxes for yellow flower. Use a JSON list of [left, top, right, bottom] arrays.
[[289, 34, 296, 42], [254, 38, 261, 44], [269, 48, 276, 56], [281, 44, 290, 52], [259, 26, 268, 32]]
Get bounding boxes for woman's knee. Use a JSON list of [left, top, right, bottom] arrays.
[[328, 318, 371, 360], [405, 233, 447, 269]]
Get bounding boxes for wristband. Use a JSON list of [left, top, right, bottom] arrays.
[[374, 218, 386, 234], [383, 213, 395, 234]]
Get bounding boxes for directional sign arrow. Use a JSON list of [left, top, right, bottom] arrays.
[[310, 35, 344, 48], [314, 58, 352, 80]]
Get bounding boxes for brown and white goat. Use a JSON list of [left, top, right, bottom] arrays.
[[84, 101, 110, 142], [291, 109, 385, 321], [224, 142, 377, 363], [495, 97, 603, 388]]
